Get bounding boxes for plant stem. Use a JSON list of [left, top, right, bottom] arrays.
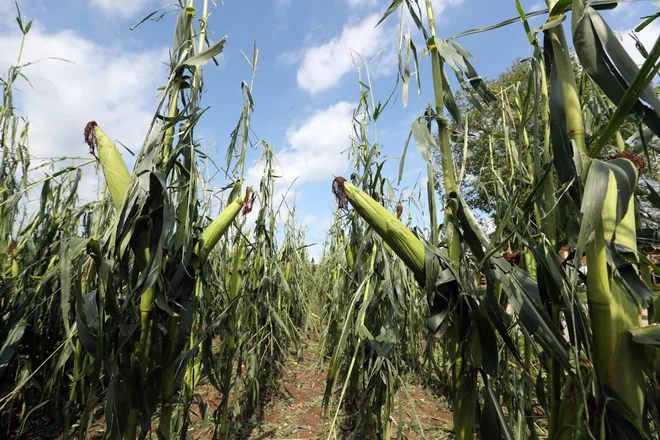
[[158, 314, 180, 440], [546, 13, 587, 439], [218, 240, 244, 439], [424, 1, 471, 438]]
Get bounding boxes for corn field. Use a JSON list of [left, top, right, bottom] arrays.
[[1, 0, 660, 439]]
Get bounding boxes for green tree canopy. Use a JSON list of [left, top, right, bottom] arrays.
[[434, 56, 659, 216], [433, 58, 533, 214]]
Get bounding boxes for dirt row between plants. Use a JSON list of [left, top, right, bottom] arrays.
[[87, 336, 453, 439], [232, 338, 454, 440]]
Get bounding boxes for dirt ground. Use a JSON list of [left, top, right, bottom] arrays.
[[227, 339, 454, 440], [85, 337, 453, 440]]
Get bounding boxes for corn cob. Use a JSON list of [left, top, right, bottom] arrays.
[[383, 205, 404, 257], [341, 230, 354, 270], [9, 240, 18, 278], [285, 259, 292, 281], [196, 191, 248, 264], [333, 177, 425, 281], [84, 121, 130, 210]]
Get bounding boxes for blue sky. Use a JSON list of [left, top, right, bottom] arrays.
[[1, 0, 657, 259]]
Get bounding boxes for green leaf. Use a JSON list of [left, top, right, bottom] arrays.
[[606, 158, 638, 225], [61, 237, 91, 347], [450, 1, 625, 39], [629, 325, 660, 348], [455, 197, 570, 369], [130, 4, 175, 31], [181, 36, 227, 66], [572, 2, 660, 145], [497, 263, 571, 369], [404, 0, 427, 40], [376, 0, 402, 26], [450, 7, 549, 39], [636, 11, 660, 32], [608, 243, 654, 306], [514, 0, 534, 45], [535, 13, 566, 33], [576, 159, 611, 268], [469, 297, 498, 377], [172, 6, 194, 54], [76, 291, 99, 356], [0, 321, 26, 380], [546, 37, 582, 207], [105, 379, 131, 439], [480, 370, 516, 440], [434, 38, 496, 123], [411, 117, 436, 163], [397, 130, 413, 185], [645, 181, 660, 209], [550, 0, 572, 16], [426, 266, 453, 334]]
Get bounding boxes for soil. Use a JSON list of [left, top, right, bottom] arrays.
[[85, 336, 454, 440], [232, 338, 454, 440]]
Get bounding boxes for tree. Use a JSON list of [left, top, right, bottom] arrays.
[[433, 56, 659, 216], [432, 58, 533, 214]]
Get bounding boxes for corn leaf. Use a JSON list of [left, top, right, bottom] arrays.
[[572, 2, 660, 142], [411, 117, 436, 163], [181, 36, 227, 66]]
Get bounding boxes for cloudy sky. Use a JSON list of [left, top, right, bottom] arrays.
[[1, 0, 657, 259]]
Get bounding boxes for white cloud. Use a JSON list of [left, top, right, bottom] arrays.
[[295, 13, 396, 94], [246, 101, 355, 188], [431, 0, 464, 14], [606, 1, 644, 20], [301, 214, 317, 228], [618, 20, 660, 66], [305, 215, 333, 262], [0, 0, 14, 15], [278, 101, 355, 183], [276, 50, 303, 67], [292, 1, 467, 94], [0, 23, 166, 203], [346, 0, 379, 8], [89, 0, 160, 19], [528, 0, 546, 11], [345, 0, 463, 15], [418, 0, 464, 23], [242, 101, 355, 232], [317, 216, 334, 231]]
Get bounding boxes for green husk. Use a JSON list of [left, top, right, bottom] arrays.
[[334, 178, 425, 281], [85, 122, 131, 210], [342, 230, 354, 270], [196, 194, 245, 264]]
